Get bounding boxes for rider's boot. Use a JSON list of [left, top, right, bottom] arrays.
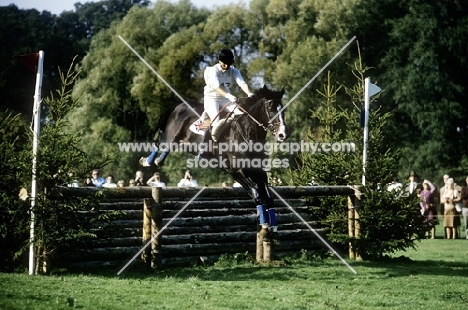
[[197, 127, 211, 159]]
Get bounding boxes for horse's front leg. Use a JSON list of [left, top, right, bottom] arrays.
[[245, 169, 278, 240]]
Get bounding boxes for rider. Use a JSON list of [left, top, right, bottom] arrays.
[[195, 48, 255, 142], [140, 49, 255, 167]]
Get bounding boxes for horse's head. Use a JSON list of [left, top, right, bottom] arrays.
[[253, 85, 287, 142]]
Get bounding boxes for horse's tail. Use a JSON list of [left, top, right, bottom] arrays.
[[154, 103, 179, 142]]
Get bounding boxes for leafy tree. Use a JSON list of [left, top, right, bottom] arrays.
[[352, 0, 468, 182], [18, 62, 112, 274], [74, 0, 150, 37], [0, 111, 30, 272], [291, 50, 426, 259]]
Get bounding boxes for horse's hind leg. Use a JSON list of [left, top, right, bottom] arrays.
[[139, 145, 170, 167]]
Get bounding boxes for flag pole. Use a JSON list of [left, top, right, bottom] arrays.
[[29, 50, 44, 275]]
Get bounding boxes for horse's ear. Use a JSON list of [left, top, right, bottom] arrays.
[[262, 85, 268, 91], [280, 88, 285, 97]]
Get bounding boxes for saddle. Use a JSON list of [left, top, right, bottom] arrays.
[[189, 118, 211, 136]]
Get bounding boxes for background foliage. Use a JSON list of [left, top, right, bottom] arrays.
[[2, 0, 467, 183]]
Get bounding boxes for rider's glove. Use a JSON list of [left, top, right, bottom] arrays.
[[225, 93, 237, 103], [248, 93, 255, 98]]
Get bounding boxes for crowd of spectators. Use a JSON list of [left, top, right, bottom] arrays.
[[384, 171, 468, 240]]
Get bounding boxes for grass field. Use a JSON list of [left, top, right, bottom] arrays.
[[1, 231, 468, 310]]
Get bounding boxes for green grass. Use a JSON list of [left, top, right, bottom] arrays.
[[1, 237, 468, 310]]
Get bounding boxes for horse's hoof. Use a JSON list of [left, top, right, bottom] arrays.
[[139, 157, 150, 167]]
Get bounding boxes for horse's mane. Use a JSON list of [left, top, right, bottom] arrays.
[[255, 85, 284, 100], [240, 85, 284, 110]]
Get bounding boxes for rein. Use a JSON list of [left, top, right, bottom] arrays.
[[234, 99, 278, 133]]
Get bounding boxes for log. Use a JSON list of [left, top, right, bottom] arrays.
[[56, 186, 355, 199], [84, 228, 324, 248], [161, 198, 311, 210]]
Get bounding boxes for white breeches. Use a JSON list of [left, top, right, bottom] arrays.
[[203, 97, 243, 123]]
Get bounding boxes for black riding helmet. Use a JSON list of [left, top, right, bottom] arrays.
[[218, 49, 234, 65]]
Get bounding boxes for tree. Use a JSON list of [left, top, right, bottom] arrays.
[[291, 50, 426, 259], [21, 62, 112, 274], [351, 0, 468, 182], [0, 111, 30, 272]]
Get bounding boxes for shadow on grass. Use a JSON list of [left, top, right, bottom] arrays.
[[353, 257, 468, 278], [58, 253, 468, 281]]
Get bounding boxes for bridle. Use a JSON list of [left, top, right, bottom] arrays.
[[234, 98, 284, 135]]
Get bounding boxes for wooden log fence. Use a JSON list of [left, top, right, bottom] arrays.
[[56, 186, 359, 268]]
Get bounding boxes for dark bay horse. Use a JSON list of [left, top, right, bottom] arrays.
[[141, 85, 287, 238]]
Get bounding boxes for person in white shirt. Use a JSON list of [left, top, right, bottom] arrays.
[[193, 49, 254, 142], [91, 169, 106, 187], [147, 172, 166, 188], [177, 170, 198, 188], [387, 177, 403, 192], [102, 175, 117, 188]]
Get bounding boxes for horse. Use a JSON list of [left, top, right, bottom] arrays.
[[140, 85, 287, 239]]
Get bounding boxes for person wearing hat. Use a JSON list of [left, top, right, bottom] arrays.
[[418, 179, 438, 239], [194, 48, 255, 143], [441, 178, 461, 239], [406, 171, 422, 198]]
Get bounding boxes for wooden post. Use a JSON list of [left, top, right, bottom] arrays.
[[263, 240, 272, 262], [354, 205, 362, 261], [347, 195, 356, 260], [348, 186, 362, 260], [151, 187, 163, 268], [256, 233, 264, 262], [142, 198, 152, 266]]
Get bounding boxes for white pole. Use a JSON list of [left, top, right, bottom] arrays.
[[29, 50, 44, 275], [362, 78, 370, 186]]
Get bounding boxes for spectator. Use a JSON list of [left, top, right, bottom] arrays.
[[460, 176, 468, 240], [83, 176, 95, 187], [418, 180, 438, 239], [91, 169, 106, 187], [270, 176, 283, 186], [67, 172, 80, 187], [233, 181, 242, 188], [102, 175, 117, 188], [134, 170, 145, 186], [439, 174, 450, 214], [128, 179, 136, 187], [406, 171, 422, 198], [117, 180, 125, 188], [387, 177, 402, 192], [177, 170, 198, 187], [147, 172, 166, 188], [441, 178, 461, 239]]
